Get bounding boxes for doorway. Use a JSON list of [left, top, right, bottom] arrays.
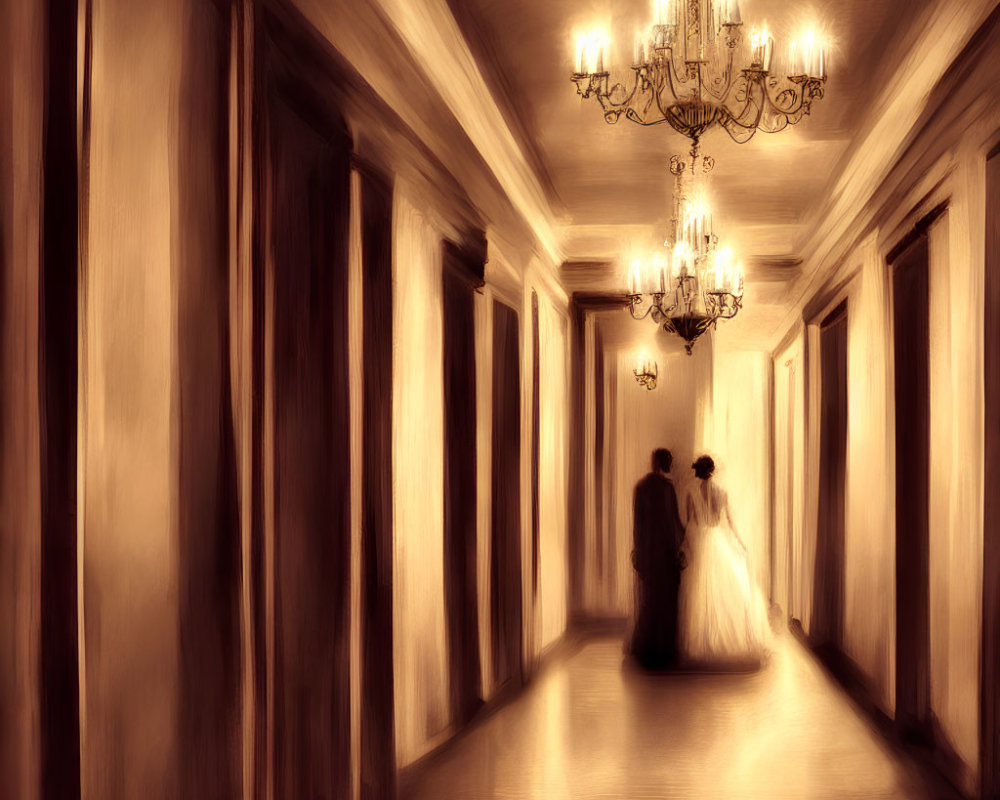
[[891, 228, 932, 745], [813, 303, 847, 650], [490, 300, 523, 690], [359, 166, 396, 800], [443, 238, 485, 725], [773, 357, 796, 620], [39, 0, 82, 795], [262, 71, 352, 800]]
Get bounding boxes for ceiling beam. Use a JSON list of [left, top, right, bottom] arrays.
[[373, 0, 562, 267]]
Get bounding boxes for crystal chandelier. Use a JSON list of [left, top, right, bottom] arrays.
[[627, 146, 743, 354], [633, 352, 658, 390], [571, 0, 827, 144]]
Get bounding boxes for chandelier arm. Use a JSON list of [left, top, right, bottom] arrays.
[[626, 110, 676, 126], [628, 294, 659, 320], [761, 79, 807, 117], [635, 69, 669, 124], [723, 72, 759, 129], [747, 75, 768, 132], [662, 54, 685, 109], [594, 76, 643, 122], [717, 110, 760, 144]]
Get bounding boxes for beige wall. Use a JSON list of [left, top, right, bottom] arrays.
[[389, 236, 572, 769], [707, 348, 773, 593], [537, 291, 570, 650], [0, 0, 44, 797], [80, 0, 189, 796], [602, 332, 712, 618], [391, 185, 450, 767], [773, 332, 806, 624], [775, 13, 1000, 790], [841, 235, 895, 712]]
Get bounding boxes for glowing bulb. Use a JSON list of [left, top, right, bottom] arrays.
[[574, 31, 608, 74], [750, 24, 773, 71], [630, 258, 642, 294]]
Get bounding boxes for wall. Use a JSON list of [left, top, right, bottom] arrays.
[[774, 10, 1000, 791], [706, 348, 773, 593], [81, 0, 188, 796], [601, 330, 711, 618], [392, 185, 450, 767], [584, 328, 772, 623], [772, 333, 807, 626], [841, 236, 894, 711], [0, 0, 573, 793], [537, 291, 570, 650], [0, 0, 43, 797]]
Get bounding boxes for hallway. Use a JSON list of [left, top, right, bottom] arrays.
[[405, 631, 953, 800], [5, 0, 1000, 797]]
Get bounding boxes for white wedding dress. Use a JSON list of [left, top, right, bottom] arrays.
[[678, 480, 772, 667]]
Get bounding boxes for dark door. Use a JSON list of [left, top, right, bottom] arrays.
[[266, 84, 351, 800], [443, 239, 484, 725], [813, 303, 847, 649], [983, 146, 1000, 798], [39, 0, 82, 796], [360, 168, 395, 800], [176, 2, 242, 796], [892, 230, 932, 744], [491, 300, 523, 689]]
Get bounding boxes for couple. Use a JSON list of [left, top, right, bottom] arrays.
[[630, 448, 770, 671]]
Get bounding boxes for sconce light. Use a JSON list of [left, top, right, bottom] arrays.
[[633, 352, 658, 390]]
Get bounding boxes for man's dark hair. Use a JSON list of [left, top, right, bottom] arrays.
[[652, 448, 673, 473]]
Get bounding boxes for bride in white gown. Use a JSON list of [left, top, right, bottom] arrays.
[[678, 455, 772, 668]]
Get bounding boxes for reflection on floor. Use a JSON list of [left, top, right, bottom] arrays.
[[403, 630, 952, 800]]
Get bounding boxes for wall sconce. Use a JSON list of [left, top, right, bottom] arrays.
[[633, 352, 658, 390]]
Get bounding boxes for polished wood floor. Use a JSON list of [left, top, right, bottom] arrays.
[[404, 629, 952, 799]]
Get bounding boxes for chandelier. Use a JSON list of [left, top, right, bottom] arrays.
[[633, 352, 658, 390], [571, 0, 827, 144], [627, 145, 743, 354]]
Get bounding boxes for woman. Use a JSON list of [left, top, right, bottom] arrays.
[[678, 455, 771, 668]]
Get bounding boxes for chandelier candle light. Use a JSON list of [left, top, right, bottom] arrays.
[[627, 147, 743, 354], [571, 0, 828, 144], [633, 351, 658, 390]]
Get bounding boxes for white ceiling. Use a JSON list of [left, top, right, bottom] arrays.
[[451, 0, 936, 348]]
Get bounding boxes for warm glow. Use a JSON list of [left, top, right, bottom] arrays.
[[792, 28, 827, 78], [749, 24, 773, 71], [652, 0, 671, 26], [672, 240, 692, 277], [710, 246, 743, 294], [635, 349, 650, 373], [574, 30, 608, 74], [680, 190, 714, 258], [629, 258, 642, 295], [571, 1, 829, 141]]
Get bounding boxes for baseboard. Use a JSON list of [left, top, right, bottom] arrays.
[[788, 619, 969, 799]]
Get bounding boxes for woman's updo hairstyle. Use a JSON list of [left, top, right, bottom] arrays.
[[692, 455, 715, 480]]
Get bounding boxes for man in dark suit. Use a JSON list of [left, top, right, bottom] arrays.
[[630, 447, 687, 669]]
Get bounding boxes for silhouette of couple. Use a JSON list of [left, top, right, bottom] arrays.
[[630, 448, 770, 671]]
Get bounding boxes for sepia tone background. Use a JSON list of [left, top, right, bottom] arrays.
[[2, 0, 1000, 798]]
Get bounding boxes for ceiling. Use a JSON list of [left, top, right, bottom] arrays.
[[450, 0, 933, 348]]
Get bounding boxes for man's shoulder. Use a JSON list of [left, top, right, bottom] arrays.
[[637, 473, 675, 491]]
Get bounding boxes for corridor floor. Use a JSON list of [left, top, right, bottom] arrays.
[[403, 630, 952, 800]]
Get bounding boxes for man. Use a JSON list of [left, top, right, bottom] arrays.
[[630, 447, 686, 669]]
